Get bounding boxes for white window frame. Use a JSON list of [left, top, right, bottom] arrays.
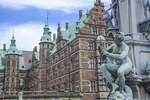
[[90, 81, 96, 92]]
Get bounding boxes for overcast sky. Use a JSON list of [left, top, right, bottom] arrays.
[[0, 0, 111, 51]]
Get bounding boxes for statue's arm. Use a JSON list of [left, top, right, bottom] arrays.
[[106, 43, 115, 52], [106, 43, 129, 59]]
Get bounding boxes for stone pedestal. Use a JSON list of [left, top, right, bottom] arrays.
[[18, 92, 23, 100]]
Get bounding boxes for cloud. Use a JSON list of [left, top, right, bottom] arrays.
[[0, 23, 57, 51], [0, 0, 111, 51], [0, 0, 111, 13], [0, 0, 95, 13], [102, 0, 111, 4]]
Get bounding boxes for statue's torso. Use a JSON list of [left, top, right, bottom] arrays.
[[108, 42, 130, 66]]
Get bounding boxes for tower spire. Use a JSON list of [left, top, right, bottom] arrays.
[[43, 12, 50, 35], [12, 30, 15, 40], [95, 0, 101, 6], [45, 13, 49, 26], [40, 13, 53, 43], [10, 31, 16, 47]]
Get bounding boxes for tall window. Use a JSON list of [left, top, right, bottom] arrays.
[[58, 65, 62, 76], [89, 58, 95, 69], [0, 73, 4, 78], [0, 83, 3, 89], [97, 27, 101, 35], [64, 49, 67, 57], [97, 57, 101, 67], [101, 29, 106, 35], [99, 75, 108, 91], [92, 27, 97, 34], [90, 81, 96, 92], [88, 42, 95, 50], [71, 58, 75, 70], [92, 19, 96, 24]]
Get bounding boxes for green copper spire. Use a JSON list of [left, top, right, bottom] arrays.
[[44, 13, 49, 30], [40, 14, 53, 43], [6, 32, 21, 55], [45, 13, 49, 26], [10, 32, 16, 47]]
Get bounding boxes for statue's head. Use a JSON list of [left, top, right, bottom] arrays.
[[114, 32, 124, 46]]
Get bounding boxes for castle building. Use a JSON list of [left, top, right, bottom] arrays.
[[0, 0, 112, 99], [28, 0, 112, 100]]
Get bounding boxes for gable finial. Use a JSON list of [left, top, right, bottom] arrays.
[[12, 29, 15, 40], [45, 12, 49, 26], [10, 29, 16, 47]]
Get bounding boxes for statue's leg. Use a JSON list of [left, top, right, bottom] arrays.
[[107, 63, 118, 74], [100, 64, 115, 84], [106, 64, 119, 93], [117, 63, 132, 93]]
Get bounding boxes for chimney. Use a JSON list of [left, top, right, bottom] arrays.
[[79, 10, 82, 19], [34, 46, 37, 52], [53, 34, 56, 40], [95, 0, 101, 6], [97, 0, 101, 3], [3, 44, 6, 51], [65, 22, 69, 30]]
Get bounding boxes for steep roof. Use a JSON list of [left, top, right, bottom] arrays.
[[22, 51, 33, 70], [62, 14, 89, 43], [50, 14, 89, 55], [40, 17, 53, 44]]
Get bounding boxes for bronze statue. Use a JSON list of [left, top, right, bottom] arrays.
[[99, 32, 133, 100]]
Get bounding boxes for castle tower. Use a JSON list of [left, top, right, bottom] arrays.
[[39, 16, 54, 90], [5, 33, 20, 93]]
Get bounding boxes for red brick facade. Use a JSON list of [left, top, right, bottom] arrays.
[[44, 0, 112, 100], [4, 54, 20, 92]]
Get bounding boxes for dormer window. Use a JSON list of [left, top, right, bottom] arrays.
[[69, 35, 71, 39], [76, 21, 79, 25], [96, 9, 98, 12], [28, 60, 32, 63], [76, 26, 79, 31], [22, 66, 24, 68]]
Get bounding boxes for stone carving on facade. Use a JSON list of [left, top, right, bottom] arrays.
[[139, 19, 150, 40], [111, 0, 119, 27], [103, 0, 125, 29], [99, 32, 133, 100], [143, 0, 150, 18], [144, 56, 150, 75], [103, 13, 114, 28]]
